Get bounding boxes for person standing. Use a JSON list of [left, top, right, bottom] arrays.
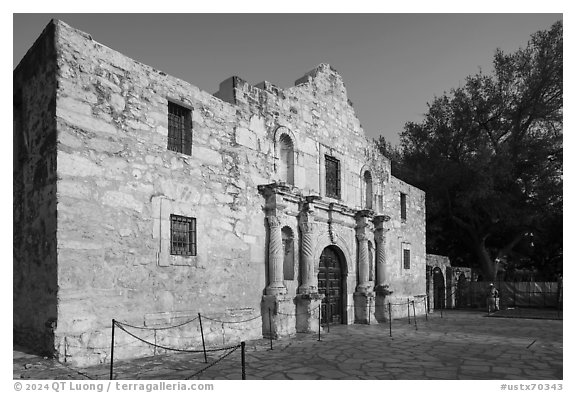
[[487, 283, 499, 313]]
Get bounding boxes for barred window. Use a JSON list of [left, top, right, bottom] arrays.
[[400, 193, 407, 221], [403, 248, 411, 269], [170, 215, 197, 256], [325, 155, 341, 199], [168, 102, 192, 155]]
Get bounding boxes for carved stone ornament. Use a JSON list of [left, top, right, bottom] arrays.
[[267, 216, 282, 228]]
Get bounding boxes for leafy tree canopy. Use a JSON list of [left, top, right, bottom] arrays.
[[386, 21, 562, 281]]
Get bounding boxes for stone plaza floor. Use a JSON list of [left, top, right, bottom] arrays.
[[14, 310, 563, 380]]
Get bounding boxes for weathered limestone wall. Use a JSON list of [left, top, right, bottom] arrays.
[[15, 19, 427, 365], [215, 64, 391, 213], [384, 178, 427, 318], [53, 20, 266, 366], [13, 21, 59, 354]]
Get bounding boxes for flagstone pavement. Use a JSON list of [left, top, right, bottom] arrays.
[[14, 310, 562, 380]]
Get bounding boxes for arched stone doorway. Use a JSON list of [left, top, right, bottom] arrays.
[[318, 246, 346, 324], [432, 267, 445, 310]]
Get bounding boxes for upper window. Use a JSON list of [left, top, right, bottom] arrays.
[[170, 214, 197, 256], [278, 134, 295, 185], [325, 155, 341, 199], [364, 171, 373, 209], [168, 102, 192, 155], [400, 193, 407, 221]]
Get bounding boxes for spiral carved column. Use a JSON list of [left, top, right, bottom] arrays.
[[298, 201, 317, 294], [356, 233, 371, 293], [373, 214, 391, 292], [266, 216, 287, 295], [373, 214, 391, 321], [354, 210, 375, 324]]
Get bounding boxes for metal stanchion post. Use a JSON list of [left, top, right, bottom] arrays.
[[412, 301, 418, 330], [327, 304, 330, 333], [388, 303, 392, 337], [368, 299, 371, 324], [318, 305, 321, 341], [439, 289, 443, 318], [268, 308, 273, 350], [198, 313, 208, 363], [241, 342, 246, 380], [424, 297, 428, 321], [407, 299, 411, 324], [109, 319, 115, 380]]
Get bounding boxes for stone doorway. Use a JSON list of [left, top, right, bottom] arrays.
[[433, 267, 445, 310], [318, 246, 344, 324]]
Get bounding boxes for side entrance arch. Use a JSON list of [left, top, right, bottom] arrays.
[[318, 246, 346, 324]]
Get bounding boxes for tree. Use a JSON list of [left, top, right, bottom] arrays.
[[375, 135, 403, 178], [397, 21, 562, 281]]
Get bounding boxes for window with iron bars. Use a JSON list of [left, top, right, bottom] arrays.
[[403, 248, 411, 269], [400, 193, 407, 221], [170, 215, 197, 256], [167, 102, 192, 155], [325, 155, 341, 199]]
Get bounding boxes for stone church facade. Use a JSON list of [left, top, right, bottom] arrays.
[[14, 20, 426, 366]]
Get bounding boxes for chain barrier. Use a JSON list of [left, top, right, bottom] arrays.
[[276, 305, 321, 317], [185, 344, 242, 380], [114, 322, 239, 354], [109, 295, 441, 379], [202, 313, 262, 324], [64, 331, 157, 350], [115, 315, 199, 331]]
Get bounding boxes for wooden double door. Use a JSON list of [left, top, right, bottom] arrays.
[[318, 247, 344, 324]]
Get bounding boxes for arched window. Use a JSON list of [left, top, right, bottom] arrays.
[[279, 134, 294, 185], [282, 226, 295, 280], [364, 171, 373, 209]]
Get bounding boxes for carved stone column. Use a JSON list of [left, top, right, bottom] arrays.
[[258, 183, 295, 339], [266, 216, 287, 296], [373, 215, 391, 291], [355, 211, 373, 294], [298, 201, 316, 295], [373, 214, 391, 322], [354, 210, 375, 324], [296, 197, 323, 333]]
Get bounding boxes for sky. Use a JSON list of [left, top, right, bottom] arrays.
[[12, 13, 561, 145]]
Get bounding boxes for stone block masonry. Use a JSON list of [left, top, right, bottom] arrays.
[[14, 19, 426, 366]]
